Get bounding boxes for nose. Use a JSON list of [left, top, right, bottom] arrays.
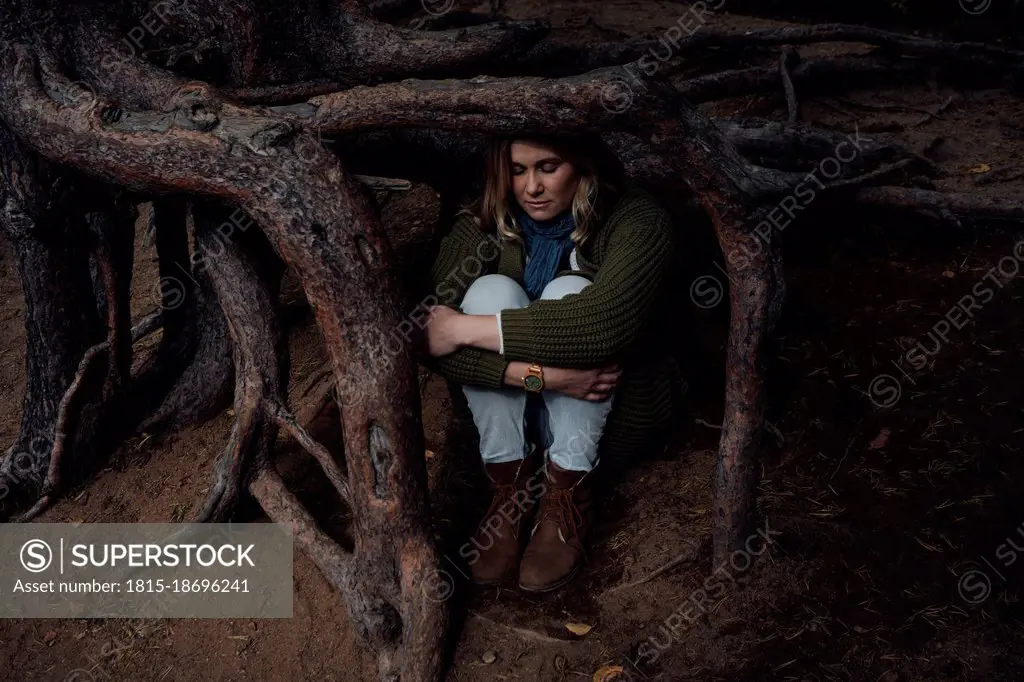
[[525, 172, 543, 197]]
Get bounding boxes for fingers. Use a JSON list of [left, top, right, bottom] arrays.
[[584, 391, 611, 402]]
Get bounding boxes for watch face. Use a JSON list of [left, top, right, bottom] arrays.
[[524, 375, 543, 392]]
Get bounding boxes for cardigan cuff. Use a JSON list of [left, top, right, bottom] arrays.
[[475, 349, 511, 388], [497, 307, 535, 361]]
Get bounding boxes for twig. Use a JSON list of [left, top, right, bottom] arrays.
[[601, 546, 696, 597], [823, 158, 915, 190], [912, 95, 957, 127], [352, 174, 412, 191], [831, 96, 931, 114], [469, 612, 565, 645], [831, 418, 863, 480], [779, 47, 800, 124]]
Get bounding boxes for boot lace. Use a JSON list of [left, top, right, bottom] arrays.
[[482, 483, 519, 538], [537, 486, 584, 551]]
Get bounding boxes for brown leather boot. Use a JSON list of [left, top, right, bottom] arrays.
[[467, 456, 541, 586], [518, 461, 594, 593]]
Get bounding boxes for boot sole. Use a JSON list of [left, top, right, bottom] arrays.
[[517, 563, 580, 593]]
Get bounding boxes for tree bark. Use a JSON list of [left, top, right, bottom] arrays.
[[0, 124, 104, 512]]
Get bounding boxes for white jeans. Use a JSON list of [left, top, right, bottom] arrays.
[[459, 274, 615, 472]]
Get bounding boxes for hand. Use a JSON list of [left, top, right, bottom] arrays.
[[425, 305, 463, 357], [544, 363, 622, 402]]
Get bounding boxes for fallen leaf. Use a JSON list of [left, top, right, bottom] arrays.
[[941, 270, 955, 278], [868, 428, 891, 450], [424, 449, 435, 460], [565, 622, 593, 636], [967, 163, 991, 174], [594, 665, 625, 681]]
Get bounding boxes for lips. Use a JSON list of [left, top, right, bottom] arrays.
[[526, 201, 550, 208]]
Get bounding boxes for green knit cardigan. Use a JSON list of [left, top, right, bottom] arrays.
[[427, 183, 679, 460]]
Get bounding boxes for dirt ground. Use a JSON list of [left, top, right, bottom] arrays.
[[3, 1, 1024, 681]]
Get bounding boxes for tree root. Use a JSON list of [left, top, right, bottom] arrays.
[[677, 55, 927, 103], [14, 311, 163, 522], [296, 0, 547, 80], [779, 47, 800, 124], [853, 187, 1024, 224], [136, 203, 236, 434]]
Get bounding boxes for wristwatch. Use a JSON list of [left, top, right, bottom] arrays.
[[522, 363, 544, 393]]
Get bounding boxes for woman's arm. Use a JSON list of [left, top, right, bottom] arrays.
[[427, 327, 620, 400], [426, 306, 501, 355], [423, 214, 511, 388], [504, 361, 621, 401]]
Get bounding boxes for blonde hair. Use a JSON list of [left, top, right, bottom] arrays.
[[462, 134, 623, 248]]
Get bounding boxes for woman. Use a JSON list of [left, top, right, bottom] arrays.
[[425, 132, 677, 593]]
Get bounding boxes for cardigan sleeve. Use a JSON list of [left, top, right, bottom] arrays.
[[497, 193, 674, 367], [423, 213, 509, 389]]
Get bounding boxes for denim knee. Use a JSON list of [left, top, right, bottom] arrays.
[[539, 274, 592, 301], [460, 274, 529, 315]]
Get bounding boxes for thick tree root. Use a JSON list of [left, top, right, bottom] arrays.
[[853, 186, 1024, 224], [190, 215, 283, 522], [296, 0, 547, 80], [136, 203, 235, 434]]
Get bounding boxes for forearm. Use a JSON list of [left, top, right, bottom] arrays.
[[454, 314, 502, 353], [503, 361, 532, 388], [425, 348, 508, 389]]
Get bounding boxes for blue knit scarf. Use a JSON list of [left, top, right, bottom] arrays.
[[513, 205, 576, 300]]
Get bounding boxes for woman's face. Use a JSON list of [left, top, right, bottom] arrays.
[[509, 140, 582, 221]]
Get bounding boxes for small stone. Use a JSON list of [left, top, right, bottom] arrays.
[[482, 650, 497, 664]]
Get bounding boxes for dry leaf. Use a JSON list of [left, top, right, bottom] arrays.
[[594, 665, 625, 681], [868, 428, 891, 450], [967, 163, 991, 174], [941, 270, 955, 278], [565, 622, 593, 636], [424, 449, 435, 460]]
